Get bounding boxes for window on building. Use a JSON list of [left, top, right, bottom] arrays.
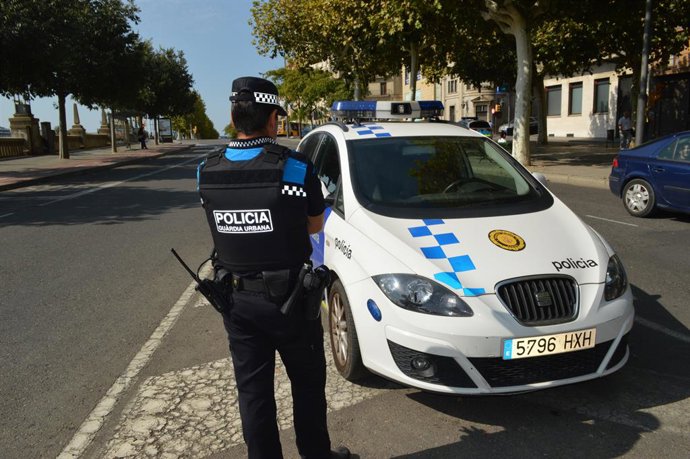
[[594, 78, 610, 113], [404, 67, 409, 85], [380, 82, 387, 96], [569, 82, 582, 115], [546, 85, 562, 116], [449, 105, 456, 122], [476, 104, 488, 119], [447, 79, 457, 94]]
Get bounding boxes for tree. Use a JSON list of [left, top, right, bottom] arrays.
[[135, 44, 196, 142], [265, 66, 350, 131], [0, 0, 141, 159], [172, 91, 218, 140], [251, 0, 400, 99]]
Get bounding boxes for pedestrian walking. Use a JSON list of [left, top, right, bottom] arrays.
[[138, 125, 148, 149], [618, 111, 633, 149], [196, 76, 351, 459]]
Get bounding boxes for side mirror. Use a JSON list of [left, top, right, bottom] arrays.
[[532, 172, 548, 187]]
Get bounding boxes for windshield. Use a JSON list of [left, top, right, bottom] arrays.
[[348, 136, 553, 218]]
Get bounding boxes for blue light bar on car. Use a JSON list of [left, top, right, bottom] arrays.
[[331, 100, 444, 120]]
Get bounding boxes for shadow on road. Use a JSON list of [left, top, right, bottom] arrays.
[[0, 160, 200, 228], [392, 283, 689, 458]]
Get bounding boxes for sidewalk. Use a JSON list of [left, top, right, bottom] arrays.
[[0, 141, 192, 191], [528, 137, 616, 189], [0, 137, 617, 192]]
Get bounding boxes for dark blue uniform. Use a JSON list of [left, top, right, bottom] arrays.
[[198, 137, 329, 459]]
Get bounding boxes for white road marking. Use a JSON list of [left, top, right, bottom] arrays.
[[635, 316, 690, 344], [585, 215, 638, 227], [0, 212, 14, 218], [40, 155, 200, 207], [57, 264, 212, 459]]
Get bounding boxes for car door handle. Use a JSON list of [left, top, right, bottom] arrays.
[[651, 167, 665, 173]]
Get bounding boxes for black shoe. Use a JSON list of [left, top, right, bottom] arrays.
[[330, 446, 351, 459]]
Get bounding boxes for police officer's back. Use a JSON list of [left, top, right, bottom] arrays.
[[197, 77, 350, 459]]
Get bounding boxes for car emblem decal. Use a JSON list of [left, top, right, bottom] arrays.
[[488, 229, 526, 251]]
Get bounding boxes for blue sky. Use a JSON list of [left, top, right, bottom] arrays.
[[0, 0, 279, 133]]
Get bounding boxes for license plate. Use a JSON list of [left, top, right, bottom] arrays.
[[502, 328, 596, 360]]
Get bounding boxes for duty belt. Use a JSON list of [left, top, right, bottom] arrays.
[[231, 274, 265, 293]]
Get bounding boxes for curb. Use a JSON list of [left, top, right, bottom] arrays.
[[0, 145, 191, 192]]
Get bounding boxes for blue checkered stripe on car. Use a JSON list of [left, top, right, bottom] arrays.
[[352, 124, 391, 137], [407, 219, 486, 296]]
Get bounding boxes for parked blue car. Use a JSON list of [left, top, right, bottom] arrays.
[[609, 131, 690, 217]]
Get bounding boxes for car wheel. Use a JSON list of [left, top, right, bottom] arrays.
[[327, 279, 367, 381], [623, 179, 656, 217]]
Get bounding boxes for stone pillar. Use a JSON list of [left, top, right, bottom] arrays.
[[9, 102, 43, 155], [69, 103, 86, 138], [97, 108, 110, 135], [41, 122, 56, 155]]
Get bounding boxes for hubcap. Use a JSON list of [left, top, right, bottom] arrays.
[[330, 293, 349, 366], [625, 183, 649, 212]]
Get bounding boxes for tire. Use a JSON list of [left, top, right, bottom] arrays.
[[327, 279, 367, 381], [623, 179, 656, 217]]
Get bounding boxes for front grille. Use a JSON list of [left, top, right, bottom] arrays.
[[470, 336, 626, 387], [388, 340, 477, 388], [497, 276, 578, 325]]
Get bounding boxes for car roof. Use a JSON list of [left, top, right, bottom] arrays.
[[313, 121, 484, 141]]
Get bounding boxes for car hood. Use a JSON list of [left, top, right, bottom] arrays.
[[350, 200, 609, 296]]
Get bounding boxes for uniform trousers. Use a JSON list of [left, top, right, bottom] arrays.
[[222, 289, 331, 459]]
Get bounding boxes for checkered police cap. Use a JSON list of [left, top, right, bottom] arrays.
[[230, 76, 287, 116]]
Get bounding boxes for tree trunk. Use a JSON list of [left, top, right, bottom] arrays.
[[511, 16, 533, 165], [410, 41, 419, 101], [58, 93, 69, 159], [482, 3, 534, 165], [353, 78, 361, 101], [154, 117, 160, 145], [636, 0, 652, 146], [110, 109, 118, 153], [533, 71, 547, 145]]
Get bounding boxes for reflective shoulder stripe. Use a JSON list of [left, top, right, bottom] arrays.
[[282, 156, 307, 185], [225, 147, 264, 161]]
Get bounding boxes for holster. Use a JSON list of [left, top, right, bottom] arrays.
[[302, 265, 330, 321], [261, 269, 292, 305]]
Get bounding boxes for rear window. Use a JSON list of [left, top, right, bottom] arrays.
[[469, 121, 491, 129]]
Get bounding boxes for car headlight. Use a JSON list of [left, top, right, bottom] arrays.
[[604, 255, 628, 301], [372, 273, 473, 317]]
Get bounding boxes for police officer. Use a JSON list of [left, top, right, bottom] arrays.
[[197, 76, 350, 459]]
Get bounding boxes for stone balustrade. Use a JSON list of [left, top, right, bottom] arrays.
[[0, 138, 26, 158]]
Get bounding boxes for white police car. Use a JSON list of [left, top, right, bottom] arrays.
[[299, 100, 633, 394]]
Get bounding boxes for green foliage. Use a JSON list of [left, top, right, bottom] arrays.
[[223, 123, 237, 139], [172, 91, 218, 139], [0, 0, 141, 102], [251, 0, 401, 93], [264, 66, 350, 123], [135, 43, 196, 118]]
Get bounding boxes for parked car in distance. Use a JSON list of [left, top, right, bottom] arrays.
[[609, 131, 690, 217], [457, 119, 492, 137], [499, 117, 538, 136]]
